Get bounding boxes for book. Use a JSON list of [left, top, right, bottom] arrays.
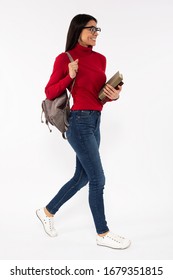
[[98, 71, 124, 103]]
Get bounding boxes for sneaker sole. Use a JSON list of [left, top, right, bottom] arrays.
[[97, 240, 131, 250]]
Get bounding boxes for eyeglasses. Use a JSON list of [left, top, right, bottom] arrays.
[[83, 26, 101, 34]]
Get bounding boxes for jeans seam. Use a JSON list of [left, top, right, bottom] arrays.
[[50, 169, 85, 214]]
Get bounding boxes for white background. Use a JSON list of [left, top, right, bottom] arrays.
[[0, 0, 173, 260]]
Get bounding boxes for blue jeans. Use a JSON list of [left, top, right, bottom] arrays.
[[46, 110, 109, 234]]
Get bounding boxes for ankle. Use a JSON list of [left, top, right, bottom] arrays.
[[98, 231, 109, 237], [44, 207, 54, 217]]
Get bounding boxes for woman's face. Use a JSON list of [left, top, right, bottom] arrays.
[[78, 20, 100, 47]]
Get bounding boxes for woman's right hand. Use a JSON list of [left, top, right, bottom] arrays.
[[68, 59, 79, 79]]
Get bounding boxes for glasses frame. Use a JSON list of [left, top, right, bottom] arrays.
[[82, 26, 101, 34]]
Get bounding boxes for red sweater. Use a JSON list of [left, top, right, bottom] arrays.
[[45, 43, 107, 111]]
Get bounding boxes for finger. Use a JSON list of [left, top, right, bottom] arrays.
[[105, 84, 115, 93], [106, 83, 114, 90], [103, 87, 109, 94], [70, 64, 78, 71], [70, 60, 78, 66], [73, 63, 79, 69]]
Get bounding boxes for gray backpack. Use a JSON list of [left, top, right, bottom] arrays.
[[41, 52, 74, 139]]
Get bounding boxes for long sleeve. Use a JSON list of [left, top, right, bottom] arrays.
[[45, 53, 73, 100]]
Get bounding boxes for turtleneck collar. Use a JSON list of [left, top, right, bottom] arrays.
[[75, 43, 93, 53]]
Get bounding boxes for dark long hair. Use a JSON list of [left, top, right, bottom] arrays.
[[65, 14, 97, 51]]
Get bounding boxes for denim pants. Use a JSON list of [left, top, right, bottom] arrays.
[[46, 110, 109, 234]]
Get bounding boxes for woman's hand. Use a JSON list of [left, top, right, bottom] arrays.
[[103, 83, 122, 100], [68, 59, 79, 79]]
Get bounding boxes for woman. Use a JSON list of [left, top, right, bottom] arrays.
[[36, 14, 131, 249]]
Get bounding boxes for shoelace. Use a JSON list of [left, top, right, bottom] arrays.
[[44, 216, 55, 231], [105, 233, 125, 243]]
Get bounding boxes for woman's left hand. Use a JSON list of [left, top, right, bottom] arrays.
[[103, 84, 122, 100]]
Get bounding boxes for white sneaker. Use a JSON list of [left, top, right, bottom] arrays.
[[36, 208, 58, 237], [96, 231, 131, 249]]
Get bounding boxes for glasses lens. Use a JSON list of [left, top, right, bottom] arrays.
[[90, 26, 101, 33]]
